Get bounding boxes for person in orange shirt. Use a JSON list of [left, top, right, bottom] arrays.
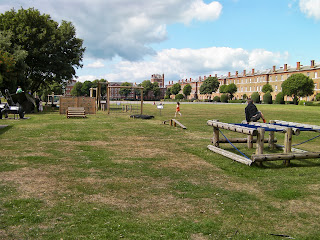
[[175, 102, 181, 117]]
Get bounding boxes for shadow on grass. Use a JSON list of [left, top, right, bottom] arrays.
[[0, 125, 12, 135]]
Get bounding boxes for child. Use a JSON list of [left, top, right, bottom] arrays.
[[245, 98, 266, 123], [175, 102, 181, 117]]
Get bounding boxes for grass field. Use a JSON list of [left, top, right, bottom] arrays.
[[1, 103, 320, 239]]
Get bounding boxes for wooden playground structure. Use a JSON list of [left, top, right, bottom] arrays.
[[163, 119, 187, 129], [90, 82, 144, 115], [207, 120, 320, 166]]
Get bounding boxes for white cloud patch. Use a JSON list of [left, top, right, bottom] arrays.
[[299, 0, 320, 19], [87, 60, 105, 68], [98, 47, 289, 83], [2, 0, 222, 61]]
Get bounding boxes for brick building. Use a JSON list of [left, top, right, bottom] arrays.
[[167, 60, 320, 101]]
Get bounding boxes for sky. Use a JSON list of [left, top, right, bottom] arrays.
[[1, 0, 320, 85]]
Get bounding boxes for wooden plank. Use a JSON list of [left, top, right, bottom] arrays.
[[283, 127, 293, 166], [247, 122, 300, 135], [212, 137, 275, 144], [273, 120, 320, 132], [252, 152, 320, 162], [172, 119, 187, 129], [207, 120, 257, 136], [207, 145, 252, 166]]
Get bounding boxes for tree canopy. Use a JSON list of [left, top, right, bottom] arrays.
[[199, 76, 220, 99], [0, 8, 85, 94], [171, 83, 181, 95], [262, 83, 273, 93], [183, 84, 192, 98], [119, 82, 132, 99], [281, 73, 314, 104]]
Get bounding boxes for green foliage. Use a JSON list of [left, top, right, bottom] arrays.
[[92, 79, 107, 97], [220, 94, 228, 103], [0, 8, 85, 94], [275, 92, 285, 104], [200, 77, 219, 95], [219, 84, 228, 93], [281, 73, 314, 104], [71, 82, 83, 96], [165, 87, 171, 98], [175, 93, 184, 100], [242, 93, 248, 100], [315, 93, 320, 101], [119, 82, 132, 99], [171, 83, 181, 95], [263, 91, 272, 104], [183, 84, 192, 98], [251, 92, 260, 103], [81, 81, 93, 96], [226, 83, 237, 99], [213, 96, 220, 102], [261, 84, 273, 93]]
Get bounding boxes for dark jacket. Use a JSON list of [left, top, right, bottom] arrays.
[[245, 102, 258, 122]]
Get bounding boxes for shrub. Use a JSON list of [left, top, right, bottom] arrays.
[[263, 91, 272, 104], [242, 94, 248, 100], [315, 93, 320, 101], [220, 94, 228, 103], [251, 92, 260, 103], [175, 94, 184, 100], [213, 96, 220, 102], [229, 99, 246, 103], [275, 92, 285, 104]]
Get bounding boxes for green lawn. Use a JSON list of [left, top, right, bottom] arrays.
[[1, 103, 320, 239]]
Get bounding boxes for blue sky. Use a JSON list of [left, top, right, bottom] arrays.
[[1, 0, 320, 84]]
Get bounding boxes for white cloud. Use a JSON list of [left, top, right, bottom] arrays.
[[87, 60, 105, 68], [299, 0, 320, 19], [98, 47, 289, 84], [1, 0, 222, 61]]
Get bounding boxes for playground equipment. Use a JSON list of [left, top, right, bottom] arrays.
[[163, 119, 187, 129], [0, 89, 35, 119], [207, 120, 320, 166], [91, 82, 144, 115]]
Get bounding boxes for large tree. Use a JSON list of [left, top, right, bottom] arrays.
[[262, 83, 273, 93], [199, 76, 220, 100], [226, 83, 237, 100], [171, 83, 181, 95], [119, 82, 132, 99], [0, 8, 85, 94], [183, 84, 192, 99], [281, 73, 314, 104]]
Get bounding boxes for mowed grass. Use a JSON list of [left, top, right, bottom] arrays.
[[1, 103, 320, 239]]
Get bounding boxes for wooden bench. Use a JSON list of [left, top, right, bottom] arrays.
[[67, 107, 86, 118]]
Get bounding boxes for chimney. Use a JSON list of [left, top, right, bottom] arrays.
[[284, 64, 287, 71], [236, 71, 238, 77], [272, 66, 276, 72], [243, 70, 246, 76], [209, 75, 211, 77], [228, 72, 231, 77], [296, 62, 300, 70], [252, 69, 255, 75], [311, 60, 315, 68], [162, 73, 164, 87], [178, 80, 180, 83], [190, 78, 192, 82], [204, 76, 206, 80], [215, 74, 217, 78]]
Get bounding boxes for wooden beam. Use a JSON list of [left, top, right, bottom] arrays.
[[207, 120, 257, 136], [247, 122, 300, 135], [273, 120, 320, 132], [284, 127, 293, 166], [252, 152, 320, 162], [213, 138, 276, 144], [207, 145, 252, 166]]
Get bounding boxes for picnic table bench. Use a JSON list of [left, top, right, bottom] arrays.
[[67, 107, 86, 118]]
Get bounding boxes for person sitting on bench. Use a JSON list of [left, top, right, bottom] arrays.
[[245, 98, 266, 123]]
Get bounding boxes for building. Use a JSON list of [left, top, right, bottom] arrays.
[[64, 80, 77, 96], [151, 74, 165, 88], [167, 60, 320, 101]]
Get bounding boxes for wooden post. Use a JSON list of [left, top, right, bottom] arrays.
[[247, 135, 253, 149], [170, 119, 173, 126], [140, 89, 143, 115], [212, 127, 219, 147], [107, 86, 110, 114], [284, 127, 293, 166], [268, 120, 275, 150], [255, 128, 265, 166]]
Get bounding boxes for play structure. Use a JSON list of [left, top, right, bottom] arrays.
[[59, 96, 96, 115], [0, 89, 35, 119], [163, 119, 187, 129], [207, 120, 320, 166], [90, 82, 144, 115]]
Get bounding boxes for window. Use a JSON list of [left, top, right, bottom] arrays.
[[275, 75, 278, 81], [275, 85, 278, 92], [249, 86, 252, 92], [307, 72, 310, 77], [315, 83, 317, 90], [315, 72, 318, 78]]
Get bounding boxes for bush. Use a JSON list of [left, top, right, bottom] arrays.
[[220, 94, 228, 103], [315, 93, 320, 101], [251, 92, 260, 103], [275, 92, 285, 104], [263, 91, 272, 104], [213, 96, 220, 102], [228, 99, 246, 103], [242, 94, 248, 100], [299, 100, 314, 106], [175, 94, 184, 100]]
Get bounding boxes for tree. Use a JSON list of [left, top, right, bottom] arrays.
[[281, 73, 314, 105], [262, 83, 273, 93], [219, 84, 228, 94], [183, 84, 192, 99], [220, 94, 228, 103], [141, 80, 153, 99], [263, 91, 272, 104], [0, 8, 85, 94], [165, 87, 172, 99], [92, 79, 107, 97], [171, 83, 181, 95], [81, 81, 93, 96], [119, 82, 132, 99], [251, 92, 260, 103], [71, 82, 83, 96], [275, 92, 285, 104], [199, 76, 220, 100], [152, 82, 160, 100], [226, 83, 237, 100]]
